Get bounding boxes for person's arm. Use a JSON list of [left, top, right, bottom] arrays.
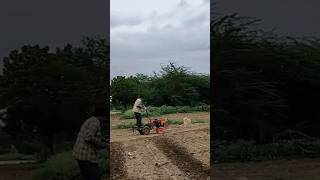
[[83, 120, 107, 149]]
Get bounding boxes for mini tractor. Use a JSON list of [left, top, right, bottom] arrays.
[[133, 109, 169, 135]]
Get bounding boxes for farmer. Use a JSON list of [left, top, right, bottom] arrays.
[[72, 107, 108, 180], [133, 97, 145, 130]]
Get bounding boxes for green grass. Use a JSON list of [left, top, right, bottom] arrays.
[[0, 153, 35, 161], [213, 139, 320, 163], [167, 119, 183, 125], [120, 105, 210, 119], [191, 120, 207, 124], [110, 110, 122, 114], [33, 151, 108, 180], [113, 118, 208, 129]]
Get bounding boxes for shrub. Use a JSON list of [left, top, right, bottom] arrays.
[[167, 119, 183, 125], [0, 129, 12, 154], [213, 138, 320, 163], [33, 151, 108, 180], [14, 141, 43, 155], [120, 105, 210, 119], [191, 120, 207, 124], [0, 153, 35, 161]]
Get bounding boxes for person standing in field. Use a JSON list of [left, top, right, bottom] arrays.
[[72, 107, 108, 180], [133, 97, 144, 130]]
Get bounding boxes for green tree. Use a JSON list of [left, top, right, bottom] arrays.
[[0, 37, 108, 154]]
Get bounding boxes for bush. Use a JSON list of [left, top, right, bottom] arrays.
[[213, 138, 320, 163], [14, 141, 42, 155], [33, 151, 108, 180], [120, 105, 210, 119], [0, 153, 35, 161], [0, 129, 12, 154], [167, 119, 184, 125], [191, 120, 207, 124]]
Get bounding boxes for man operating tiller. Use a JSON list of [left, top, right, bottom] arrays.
[[132, 97, 145, 133]]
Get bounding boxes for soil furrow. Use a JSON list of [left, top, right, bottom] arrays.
[[152, 136, 210, 180], [110, 142, 128, 180], [123, 139, 188, 180]]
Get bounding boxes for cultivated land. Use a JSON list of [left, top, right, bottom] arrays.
[[212, 158, 320, 180], [0, 164, 38, 180], [110, 112, 211, 180]]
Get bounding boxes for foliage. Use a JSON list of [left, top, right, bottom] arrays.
[[33, 151, 108, 180], [113, 118, 207, 130], [0, 153, 35, 161], [213, 138, 320, 163], [0, 128, 12, 154], [212, 13, 320, 144], [120, 105, 210, 119], [111, 63, 210, 109], [166, 119, 184, 125], [0, 37, 108, 154]]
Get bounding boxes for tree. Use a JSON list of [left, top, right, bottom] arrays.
[[212, 13, 320, 143], [0, 37, 109, 153], [110, 62, 210, 108]]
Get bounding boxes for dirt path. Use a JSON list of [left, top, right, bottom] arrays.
[[212, 158, 320, 180]]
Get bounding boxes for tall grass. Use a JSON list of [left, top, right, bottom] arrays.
[[113, 119, 207, 129], [120, 105, 210, 119], [0, 153, 35, 161], [213, 139, 320, 163]]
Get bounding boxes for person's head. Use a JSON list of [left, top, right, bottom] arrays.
[[93, 107, 106, 123], [138, 95, 143, 100]]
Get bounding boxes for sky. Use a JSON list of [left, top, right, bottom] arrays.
[[110, 0, 210, 79], [214, 0, 320, 37], [0, 0, 109, 72]]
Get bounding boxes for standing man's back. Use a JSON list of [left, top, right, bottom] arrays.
[[73, 108, 107, 180]]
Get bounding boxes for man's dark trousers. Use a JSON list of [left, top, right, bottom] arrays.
[[77, 160, 101, 180], [134, 112, 142, 128]]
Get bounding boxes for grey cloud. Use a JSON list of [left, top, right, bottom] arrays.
[[111, 15, 143, 28], [179, 0, 189, 7], [111, 0, 210, 79]]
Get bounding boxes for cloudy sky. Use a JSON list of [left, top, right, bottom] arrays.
[[110, 0, 210, 78], [0, 0, 109, 72]]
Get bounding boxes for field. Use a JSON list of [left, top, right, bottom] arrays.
[[212, 158, 320, 180], [110, 112, 211, 179], [0, 164, 38, 180]]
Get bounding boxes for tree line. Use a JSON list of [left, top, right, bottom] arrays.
[[110, 63, 210, 110], [212, 13, 320, 143], [0, 37, 108, 154]]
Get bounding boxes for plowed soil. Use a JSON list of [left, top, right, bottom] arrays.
[[110, 112, 210, 180], [0, 164, 37, 180], [212, 158, 320, 180]]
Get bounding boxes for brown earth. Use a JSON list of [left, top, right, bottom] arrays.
[[212, 158, 320, 180], [110, 112, 210, 180], [0, 164, 38, 180]]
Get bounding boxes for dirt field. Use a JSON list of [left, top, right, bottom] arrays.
[[0, 164, 37, 180], [110, 112, 211, 180], [212, 158, 320, 180]]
